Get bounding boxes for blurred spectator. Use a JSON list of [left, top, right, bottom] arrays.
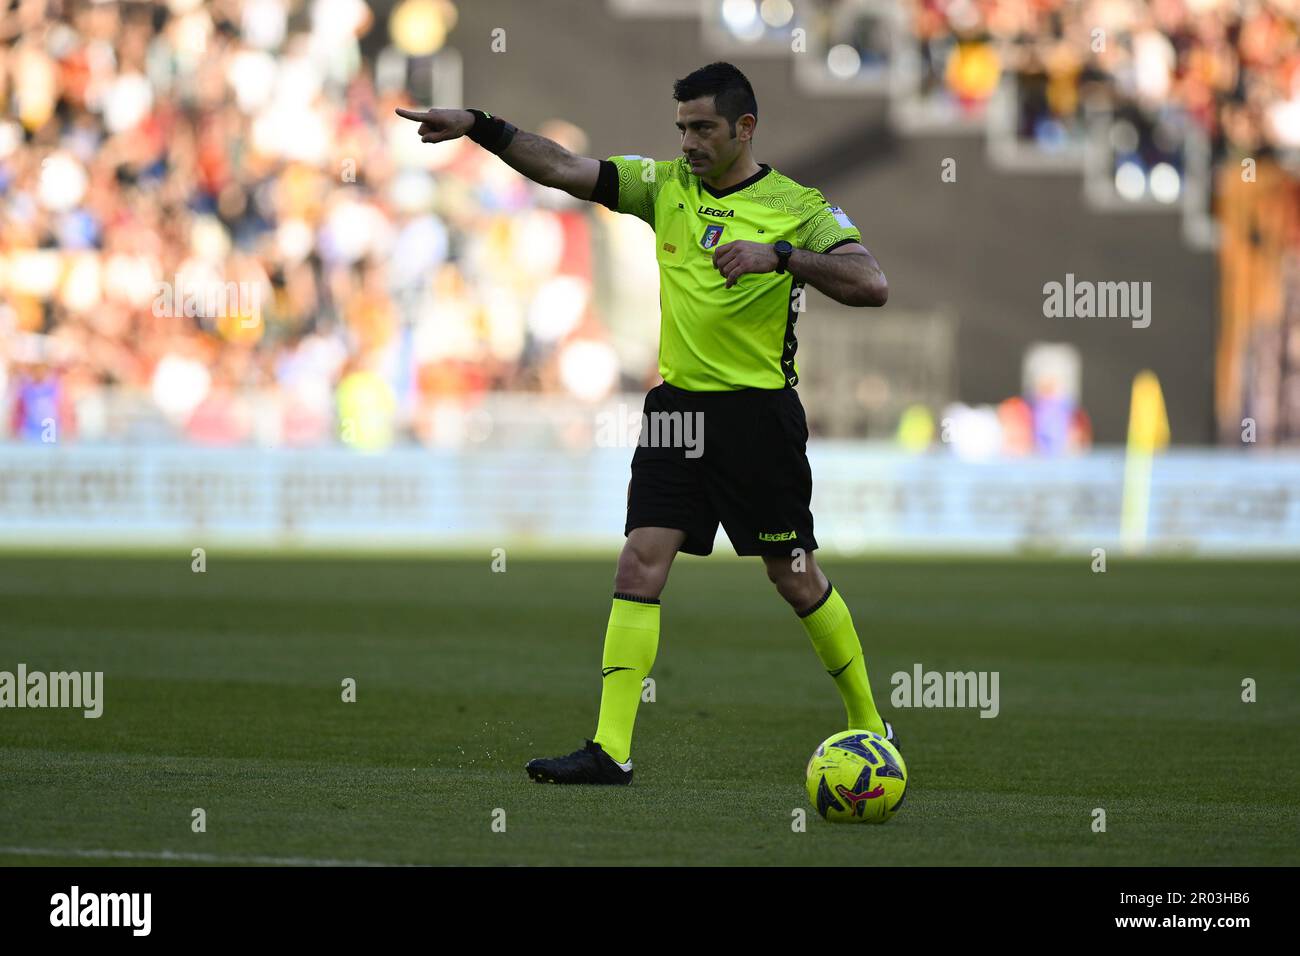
[[1029, 377, 1075, 456], [895, 403, 936, 452], [997, 396, 1034, 456], [337, 354, 397, 451], [9, 362, 71, 442]]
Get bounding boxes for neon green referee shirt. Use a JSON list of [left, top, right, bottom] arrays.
[[596, 154, 862, 391]]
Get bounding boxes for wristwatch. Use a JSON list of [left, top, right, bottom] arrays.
[[773, 240, 793, 274]]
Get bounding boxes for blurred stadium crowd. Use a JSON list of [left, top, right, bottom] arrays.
[[916, 0, 1299, 158], [1, 0, 1297, 449], [1, 0, 662, 449]]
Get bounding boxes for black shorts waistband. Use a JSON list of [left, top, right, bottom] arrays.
[[658, 381, 794, 401]]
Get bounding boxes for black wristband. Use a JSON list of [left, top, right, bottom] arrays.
[[466, 108, 517, 154]]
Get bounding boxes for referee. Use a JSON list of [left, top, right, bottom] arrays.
[[398, 61, 894, 785]]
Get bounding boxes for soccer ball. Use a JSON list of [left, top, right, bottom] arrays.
[[805, 729, 908, 824]]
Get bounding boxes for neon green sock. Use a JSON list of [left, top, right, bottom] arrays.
[[593, 595, 660, 764], [799, 584, 886, 735]]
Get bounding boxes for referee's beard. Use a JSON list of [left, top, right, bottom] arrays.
[[690, 135, 756, 188]]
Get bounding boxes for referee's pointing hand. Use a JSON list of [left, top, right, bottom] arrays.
[[395, 107, 473, 144], [712, 240, 780, 289]]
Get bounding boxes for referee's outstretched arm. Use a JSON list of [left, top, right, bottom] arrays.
[[395, 107, 603, 201], [396, 105, 887, 307]]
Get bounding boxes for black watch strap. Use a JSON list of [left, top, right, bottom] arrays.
[[774, 240, 793, 274]]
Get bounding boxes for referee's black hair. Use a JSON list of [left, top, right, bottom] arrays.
[[673, 62, 757, 137]]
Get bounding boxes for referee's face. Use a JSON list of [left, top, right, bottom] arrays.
[[676, 97, 752, 179]]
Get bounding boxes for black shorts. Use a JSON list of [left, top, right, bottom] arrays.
[[625, 382, 818, 557]]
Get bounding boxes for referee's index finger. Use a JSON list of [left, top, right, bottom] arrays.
[[394, 107, 429, 121]]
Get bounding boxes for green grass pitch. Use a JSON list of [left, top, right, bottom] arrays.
[[1, 553, 1296, 866]]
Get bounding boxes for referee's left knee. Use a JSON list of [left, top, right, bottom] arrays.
[[764, 556, 826, 609]]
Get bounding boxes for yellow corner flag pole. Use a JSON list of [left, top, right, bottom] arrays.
[[1120, 370, 1170, 554]]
